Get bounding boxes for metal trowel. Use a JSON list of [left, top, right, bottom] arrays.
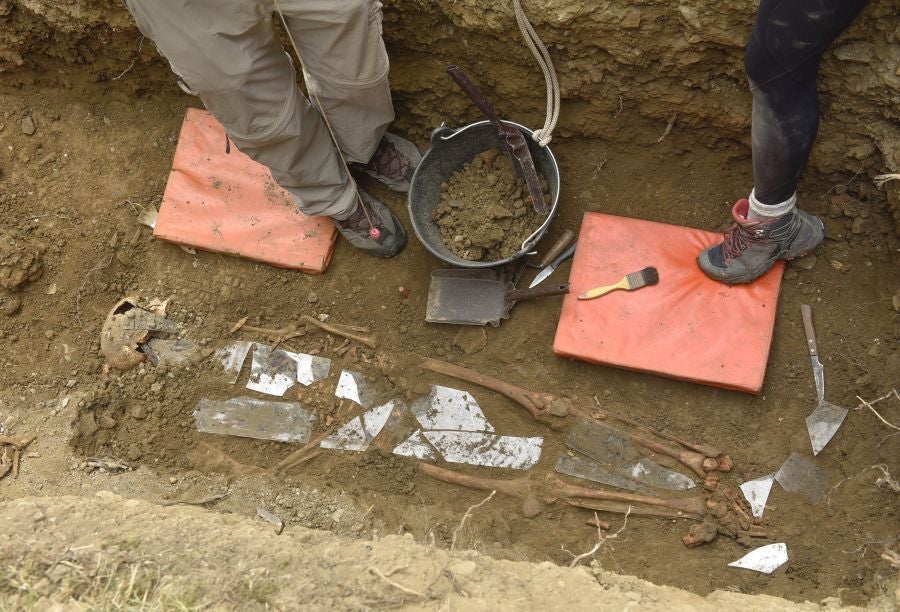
[[800, 304, 849, 455], [425, 268, 568, 326]]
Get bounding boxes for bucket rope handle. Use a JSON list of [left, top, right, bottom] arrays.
[[512, 0, 561, 147]]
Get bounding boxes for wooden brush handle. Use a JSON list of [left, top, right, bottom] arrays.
[[578, 278, 628, 300]]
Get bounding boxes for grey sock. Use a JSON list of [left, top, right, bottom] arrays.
[[747, 189, 796, 221]]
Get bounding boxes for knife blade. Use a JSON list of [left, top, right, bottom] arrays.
[[529, 240, 577, 288], [800, 304, 825, 404]]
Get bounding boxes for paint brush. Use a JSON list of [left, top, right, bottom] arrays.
[[578, 267, 659, 300]]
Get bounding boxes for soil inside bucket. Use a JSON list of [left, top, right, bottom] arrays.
[[433, 148, 549, 262]]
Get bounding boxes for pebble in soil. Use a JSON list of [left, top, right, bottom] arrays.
[[433, 148, 550, 262]]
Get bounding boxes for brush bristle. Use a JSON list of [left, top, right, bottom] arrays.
[[626, 266, 659, 289]]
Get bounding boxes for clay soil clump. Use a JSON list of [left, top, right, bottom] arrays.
[[433, 148, 549, 261]]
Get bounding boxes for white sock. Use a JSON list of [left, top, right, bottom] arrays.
[[747, 189, 796, 221]]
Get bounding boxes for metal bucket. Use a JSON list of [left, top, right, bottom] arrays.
[[407, 120, 561, 268]]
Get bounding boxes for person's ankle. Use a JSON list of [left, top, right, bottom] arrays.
[[330, 201, 359, 222], [746, 189, 796, 221]]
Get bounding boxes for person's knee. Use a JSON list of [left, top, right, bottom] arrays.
[[744, 34, 770, 88]]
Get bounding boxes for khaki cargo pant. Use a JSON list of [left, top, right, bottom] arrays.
[[124, 0, 394, 217]]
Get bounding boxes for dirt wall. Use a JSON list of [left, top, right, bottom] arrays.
[[3, 2, 897, 168], [2, 494, 897, 610]]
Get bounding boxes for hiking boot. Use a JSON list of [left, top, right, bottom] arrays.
[[331, 189, 407, 257], [352, 133, 422, 193], [697, 198, 824, 285]]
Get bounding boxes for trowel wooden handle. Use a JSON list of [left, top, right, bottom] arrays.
[[446, 65, 500, 122], [537, 230, 576, 268], [506, 283, 570, 302], [800, 304, 818, 356]]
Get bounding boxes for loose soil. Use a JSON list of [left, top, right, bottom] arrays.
[[434, 148, 549, 261], [6, 495, 897, 611], [1, 60, 897, 608]]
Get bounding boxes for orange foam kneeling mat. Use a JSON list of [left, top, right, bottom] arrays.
[[154, 108, 337, 274], [553, 213, 784, 394]]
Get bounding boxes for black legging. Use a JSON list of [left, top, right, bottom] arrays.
[[745, 0, 870, 205]]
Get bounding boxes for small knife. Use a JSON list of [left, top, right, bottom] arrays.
[[529, 240, 577, 288], [800, 304, 825, 404]]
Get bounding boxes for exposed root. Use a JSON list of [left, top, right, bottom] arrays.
[[367, 566, 425, 598], [855, 390, 899, 432], [451, 490, 496, 555], [655, 113, 676, 143], [873, 173, 900, 189], [567, 508, 630, 568]]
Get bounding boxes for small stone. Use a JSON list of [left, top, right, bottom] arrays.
[[476, 149, 499, 166], [32, 511, 45, 522], [129, 404, 148, 419], [824, 217, 845, 241], [850, 216, 866, 235], [448, 560, 477, 577], [44, 330, 54, 339], [783, 268, 798, 281], [307, 292, 318, 304], [621, 10, 642, 28], [21, 116, 36, 135], [0, 293, 22, 316], [842, 202, 860, 218], [892, 289, 900, 313], [169, 476, 177, 484], [867, 343, 881, 358], [793, 254, 817, 271], [452, 326, 487, 355]]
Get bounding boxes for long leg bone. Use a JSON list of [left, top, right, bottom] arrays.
[[300, 315, 377, 349], [589, 403, 722, 458], [568, 499, 696, 520], [419, 358, 731, 475], [626, 432, 716, 479], [420, 358, 566, 418], [232, 317, 377, 349], [230, 321, 306, 346], [419, 463, 544, 517], [419, 463, 706, 520], [546, 474, 706, 517]]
